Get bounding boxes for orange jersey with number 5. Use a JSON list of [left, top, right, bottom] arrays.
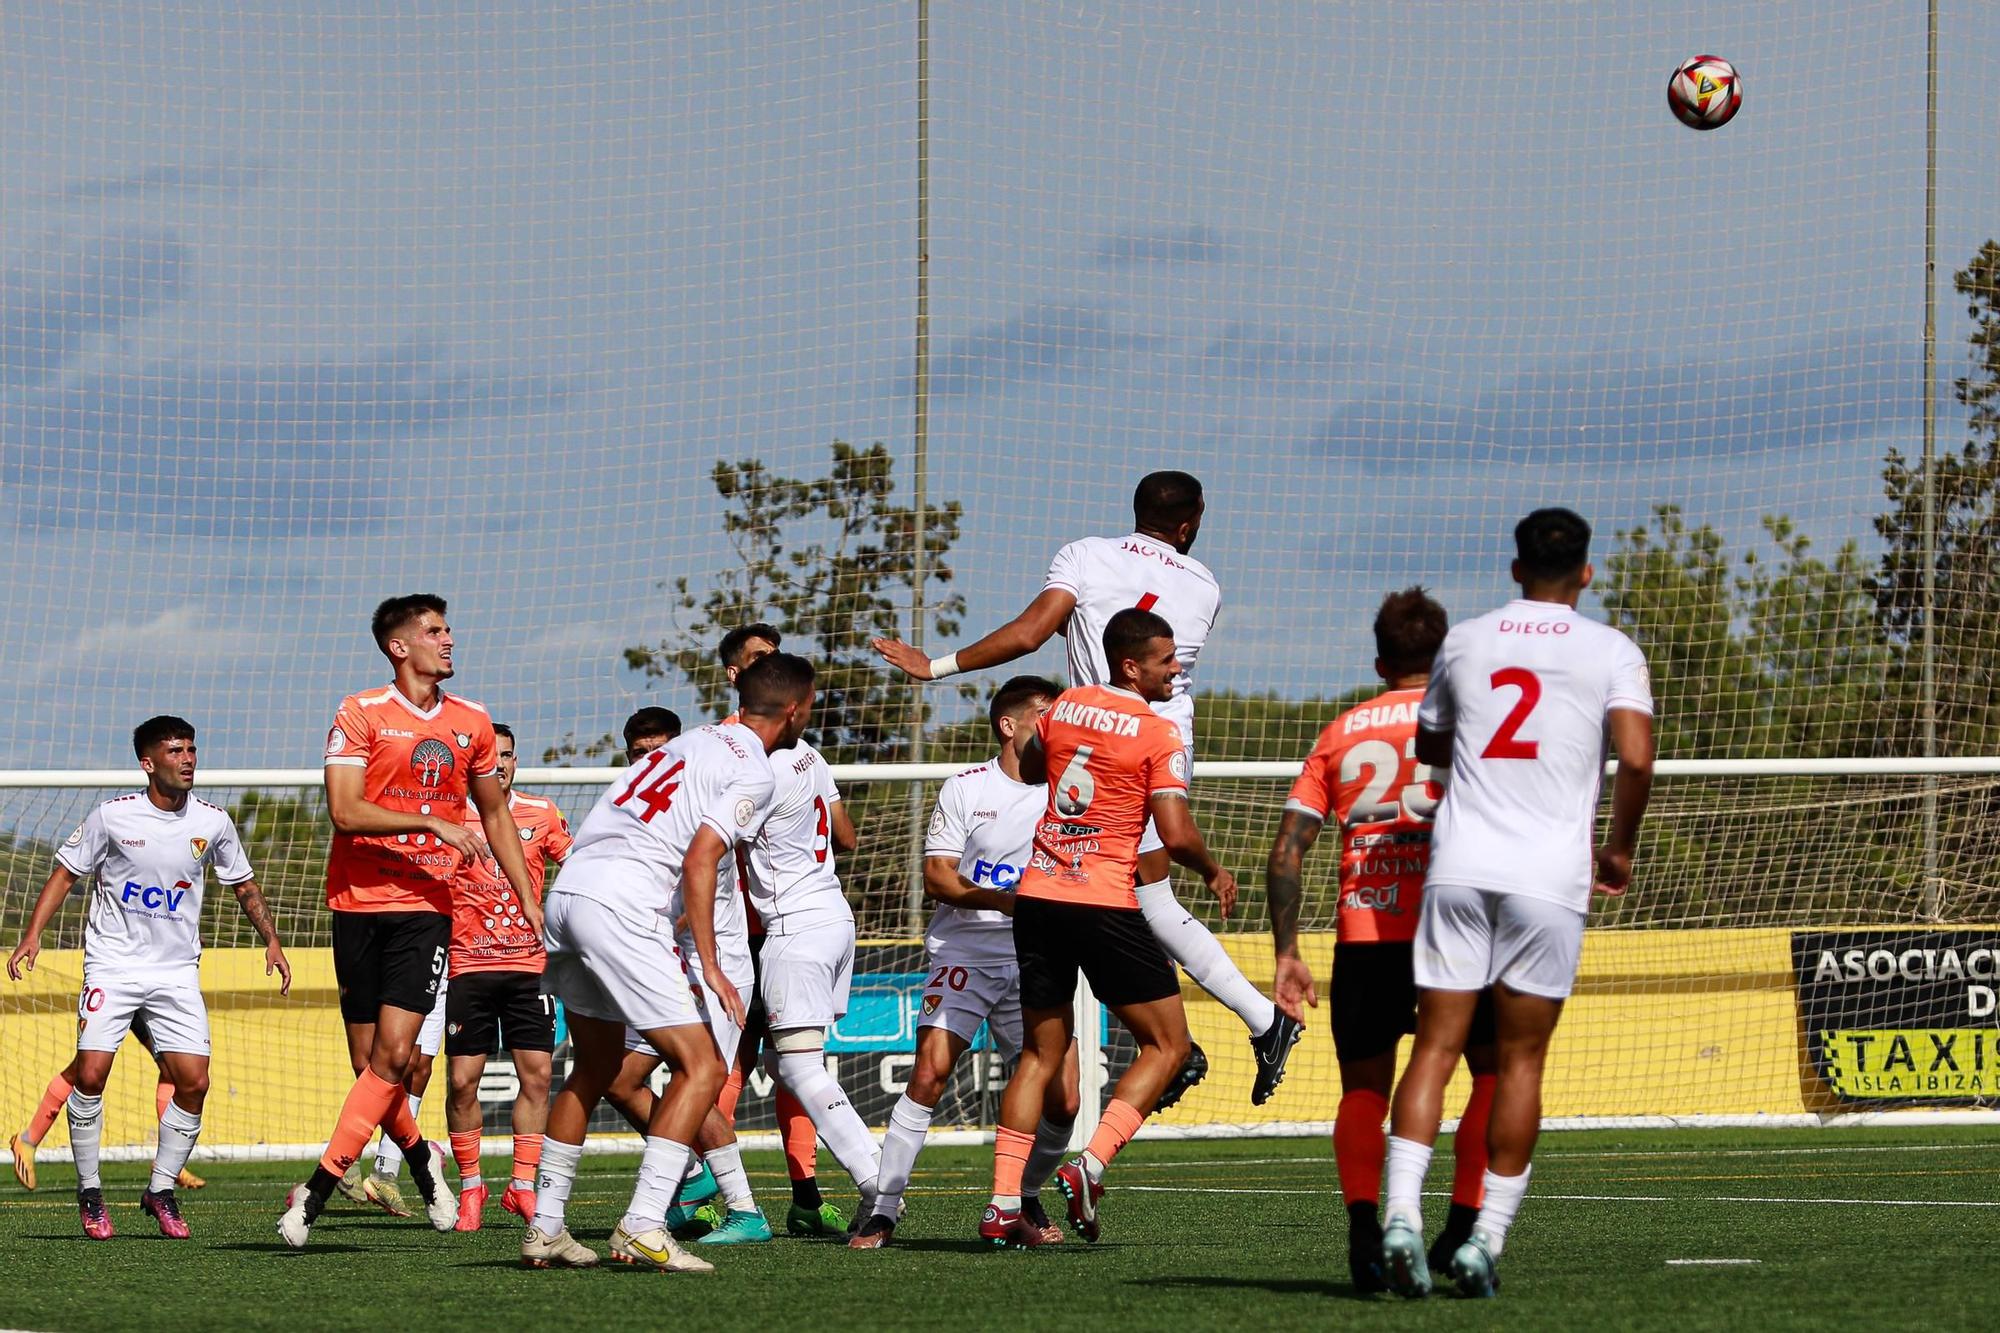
[[1017, 684, 1189, 911], [1284, 687, 1440, 943]]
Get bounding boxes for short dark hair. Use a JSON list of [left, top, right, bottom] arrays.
[[988, 675, 1062, 741], [622, 706, 682, 746], [736, 652, 815, 716], [1102, 607, 1176, 678], [493, 723, 515, 748], [717, 623, 783, 671], [133, 715, 195, 759], [371, 594, 448, 652], [1133, 471, 1203, 531], [1373, 587, 1448, 676], [1514, 508, 1593, 582]]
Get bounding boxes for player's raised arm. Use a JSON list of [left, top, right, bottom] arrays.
[[873, 585, 1076, 682], [680, 824, 743, 1027], [7, 864, 81, 980], [1595, 707, 1656, 896]]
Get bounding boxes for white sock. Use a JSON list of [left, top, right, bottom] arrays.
[[66, 1091, 104, 1191], [1383, 1135, 1434, 1232], [1473, 1166, 1532, 1256], [151, 1100, 202, 1193], [773, 1050, 880, 1194], [621, 1136, 693, 1235], [704, 1142, 756, 1212], [531, 1136, 584, 1235], [374, 1095, 420, 1176], [872, 1094, 935, 1218], [1135, 880, 1276, 1034], [682, 1154, 710, 1185], [990, 1192, 1022, 1210], [1022, 1116, 1072, 1199], [1080, 1149, 1106, 1185]]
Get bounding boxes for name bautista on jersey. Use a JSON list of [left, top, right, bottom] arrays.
[[1048, 698, 1145, 737]]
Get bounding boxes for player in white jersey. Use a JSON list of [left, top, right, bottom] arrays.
[[874, 470, 1302, 1102], [851, 676, 1083, 1249], [740, 689, 886, 1223], [6, 717, 291, 1241], [1380, 509, 1655, 1299], [524, 653, 812, 1273]]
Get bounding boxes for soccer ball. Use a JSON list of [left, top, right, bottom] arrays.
[[1667, 55, 1741, 131]]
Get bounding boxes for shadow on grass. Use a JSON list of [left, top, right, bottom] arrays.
[[210, 1241, 369, 1254], [1138, 1274, 1372, 1300]]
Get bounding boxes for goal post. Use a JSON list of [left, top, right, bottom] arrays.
[[4, 757, 1997, 1168]]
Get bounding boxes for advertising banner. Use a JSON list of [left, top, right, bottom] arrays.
[[1791, 930, 2000, 1105]]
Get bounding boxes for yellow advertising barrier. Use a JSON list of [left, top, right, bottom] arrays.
[[4, 928, 1815, 1153]]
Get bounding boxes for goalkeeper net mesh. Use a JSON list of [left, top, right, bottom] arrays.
[[3, 1, 1999, 1155]]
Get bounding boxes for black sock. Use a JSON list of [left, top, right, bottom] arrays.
[[1347, 1199, 1381, 1239], [403, 1137, 436, 1194], [791, 1175, 823, 1210], [304, 1166, 340, 1220], [1439, 1200, 1478, 1243]]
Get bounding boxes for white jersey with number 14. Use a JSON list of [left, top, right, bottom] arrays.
[[1418, 599, 1653, 913]]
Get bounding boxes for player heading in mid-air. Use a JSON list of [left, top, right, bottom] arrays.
[[279, 595, 540, 1249], [981, 608, 1237, 1248], [445, 723, 572, 1231], [7, 716, 290, 1240], [1264, 588, 1498, 1292], [1380, 509, 1655, 1299], [874, 471, 1302, 1103], [526, 652, 813, 1273], [851, 675, 1079, 1250]]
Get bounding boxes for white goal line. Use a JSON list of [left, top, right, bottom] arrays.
[[6, 757, 2000, 789]]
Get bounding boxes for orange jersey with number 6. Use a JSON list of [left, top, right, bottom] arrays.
[[1017, 684, 1189, 911], [1284, 687, 1440, 944]]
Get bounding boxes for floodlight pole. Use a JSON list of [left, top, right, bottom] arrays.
[[906, 0, 933, 929], [1919, 0, 1941, 922]]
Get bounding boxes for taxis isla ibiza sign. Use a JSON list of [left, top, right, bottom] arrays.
[[1792, 930, 2000, 1104]]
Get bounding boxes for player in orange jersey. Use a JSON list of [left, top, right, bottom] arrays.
[[278, 594, 541, 1249], [1265, 588, 1498, 1293], [445, 724, 573, 1231], [979, 607, 1238, 1248]]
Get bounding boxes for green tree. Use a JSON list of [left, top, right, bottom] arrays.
[[621, 441, 968, 765], [1875, 238, 2000, 753]]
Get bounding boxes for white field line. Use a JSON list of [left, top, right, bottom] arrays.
[[1666, 1259, 1763, 1266], [1113, 1186, 2000, 1209]]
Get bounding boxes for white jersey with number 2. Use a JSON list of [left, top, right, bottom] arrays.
[[1045, 532, 1221, 750], [1418, 599, 1653, 913], [744, 739, 849, 937]]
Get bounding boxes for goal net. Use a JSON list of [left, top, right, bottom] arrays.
[[4, 0, 2000, 1164]]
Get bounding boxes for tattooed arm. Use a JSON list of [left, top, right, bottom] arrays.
[[232, 878, 292, 996], [1265, 808, 1324, 1020]]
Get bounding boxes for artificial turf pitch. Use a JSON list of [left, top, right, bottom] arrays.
[[2, 1127, 1994, 1332]]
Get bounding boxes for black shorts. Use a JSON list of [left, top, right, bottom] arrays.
[[445, 970, 556, 1056], [1015, 896, 1180, 1010], [1331, 940, 1496, 1063], [331, 910, 451, 1024]]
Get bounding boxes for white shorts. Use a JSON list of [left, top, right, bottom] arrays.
[[543, 891, 703, 1033], [1414, 883, 1586, 1001], [77, 976, 210, 1057], [417, 975, 449, 1057], [918, 959, 1022, 1061], [758, 924, 856, 1032]]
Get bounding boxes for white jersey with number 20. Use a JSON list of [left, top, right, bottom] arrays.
[[1418, 599, 1653, 913]]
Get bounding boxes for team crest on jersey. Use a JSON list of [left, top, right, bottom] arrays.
[[1168, 750, 1189, 783], [929, 808, 946, 837], [190, 837, 210, 859], [455, 731, 471, 749], [411, 738, 455, 786], [64, 824, 83, 848], [325, 726, 348, 756], [922, 994, 942, 1015], [519, 827, 535, 841], [734, 797, 756, 827]]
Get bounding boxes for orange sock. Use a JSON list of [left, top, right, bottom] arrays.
[[318, 1069, 404, 1177], [1451, 1075, 1497, 1208], [717, 1067, 745, 1124], [25, 1071, 75, 1146], [1083, 1098, 1146, 1171], [778, 1089, 818, 1183], [1333, 1089, 1389, 1206], [991, 1125, 1033, 1200], [384, 1093, 423, 1153], [449, 1128, 483, 1184], [156, 1079, 173, 1120], [511, 1133, 542, 1187]]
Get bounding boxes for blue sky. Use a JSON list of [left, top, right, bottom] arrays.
[[1, 1, 1995, 768]]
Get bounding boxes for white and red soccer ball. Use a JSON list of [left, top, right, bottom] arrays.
[[1668, 55, 1741, 131]]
